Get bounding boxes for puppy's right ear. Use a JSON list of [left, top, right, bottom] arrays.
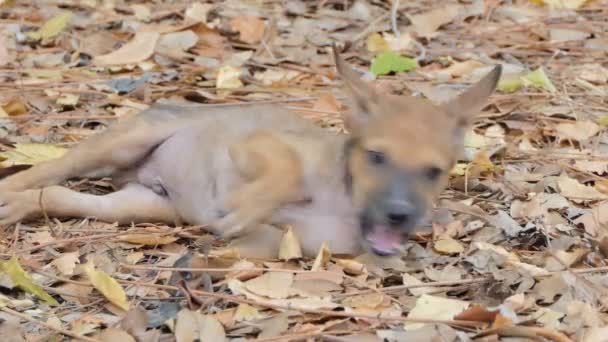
[[332, 45, 379, 130]]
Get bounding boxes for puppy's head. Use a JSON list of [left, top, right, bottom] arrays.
[[333, 47, 501, 256]]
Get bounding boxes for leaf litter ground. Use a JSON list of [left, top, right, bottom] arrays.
[[1, 0, 608, 341]]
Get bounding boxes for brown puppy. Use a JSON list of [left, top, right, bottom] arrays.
[[0, 48, 500, 257]]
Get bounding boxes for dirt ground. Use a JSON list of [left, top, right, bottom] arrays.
[[0, 0, 607, 341]]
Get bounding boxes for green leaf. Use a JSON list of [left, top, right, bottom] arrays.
[[370, 52, 417, 76], [496, 75, 524, 93], [0, 257, 58, 305], [598, 116, 608, 126], [522, 67, 556, 93]]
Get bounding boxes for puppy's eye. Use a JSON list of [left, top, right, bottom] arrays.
[[424, 166, 443, 180], [367, 150, 386, 166]]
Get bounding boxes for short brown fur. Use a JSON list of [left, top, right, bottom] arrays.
[[0, 47, 500, 257]]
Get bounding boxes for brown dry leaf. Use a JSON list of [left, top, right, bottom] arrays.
[[94, 31, 160, 66], [231, 16, 265, 44], [98, 328, 136, 342], [244, 272, 294, 299], [402, 273, 434, 296], [311, 242, 331, 271], [557, 175, 608, 202], [1, 97, 27, 116], [408, 5, 462, 39], [404, 294, 469, 330], [118, 234, 178, 246], [120, 306, 148, 340], [342, 292, 386, 309], [278, 226, 303, 260], [554, 121, 600, 141], [50, 252, 79, 276]]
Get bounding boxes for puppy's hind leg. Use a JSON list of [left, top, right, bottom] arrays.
[[0, 184, 178, 226], [0, 114, 182, 193]]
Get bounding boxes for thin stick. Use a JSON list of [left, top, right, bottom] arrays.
[[0, 307, 98, 342]]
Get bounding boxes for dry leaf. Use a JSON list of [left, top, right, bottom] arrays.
[[1, 97, 27, 116], [156, 30, 198, 54], [434, 238, 465, 254], [557, 175, 608, 202], [94, 31, 160, 66], [231, 16, 265, 44], [118, 234, 178, 246], [83, 261, 130, 311], [405, 294, 469, 330], [98, 328, 136, 342], [234, 303, 265, 321], [402, 273, 434, 296], [185, 3, 213, 23], [554, 121, 600, 141], [0, 257, 58, 305], [244, 272, 294, 299], [279, 227, 303, 260], [311, 241, 331, 271], [175, 309, 226, 342], [216, 65, 243, 89], [51, 252, 80, 276], [0, 143, 68, 167], [408, 5, 461, 39]]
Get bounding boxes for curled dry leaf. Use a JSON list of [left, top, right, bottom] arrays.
[[118, 234, 178, 246], [279, 226, 303, 260], [557, 175, 608, 202], [311, 241, 331, 271], [94, 31, 160, 66]]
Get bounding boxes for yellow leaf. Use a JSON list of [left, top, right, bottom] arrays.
[[216, 65, 243, 89], [278, 227, 302, 260], [532, 0, 588, 9], [522, 67, 556, 93], [83, 261, 130, 311], [0, 143, 68, 167], [366, 33, 390, 52], [0, 257, 58, 305], [118, 234, 178, 246], [233, 303, 265, 321], [27, 12, 73, 40], [56, 94, 79, 108], [433, 238, 465, 254]]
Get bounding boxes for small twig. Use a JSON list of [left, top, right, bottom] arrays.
[[0, 307, 98, 342], [391, 0, 401, 37], [475, 326, 573, 342]]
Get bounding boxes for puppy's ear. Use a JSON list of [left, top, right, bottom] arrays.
[[442, 65, 501, 142], [332, 45, 379, 131]]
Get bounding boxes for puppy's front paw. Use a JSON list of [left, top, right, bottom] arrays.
[[0, 190, 40, 226], [210, 206, 268, 240]]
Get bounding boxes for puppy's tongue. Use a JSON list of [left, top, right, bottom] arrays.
[[366, 225, 403, 255]]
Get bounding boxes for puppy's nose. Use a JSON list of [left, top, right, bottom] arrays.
[[387, 212, 409, 225], [384, 200, 414, 225]]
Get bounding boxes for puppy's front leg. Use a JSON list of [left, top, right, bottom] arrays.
[[213, 131, 303, 238]]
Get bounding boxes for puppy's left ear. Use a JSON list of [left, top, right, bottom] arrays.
[[442, 65, 502, 140]]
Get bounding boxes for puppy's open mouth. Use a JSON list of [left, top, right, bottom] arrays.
[[364, 224, 405, 256]]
